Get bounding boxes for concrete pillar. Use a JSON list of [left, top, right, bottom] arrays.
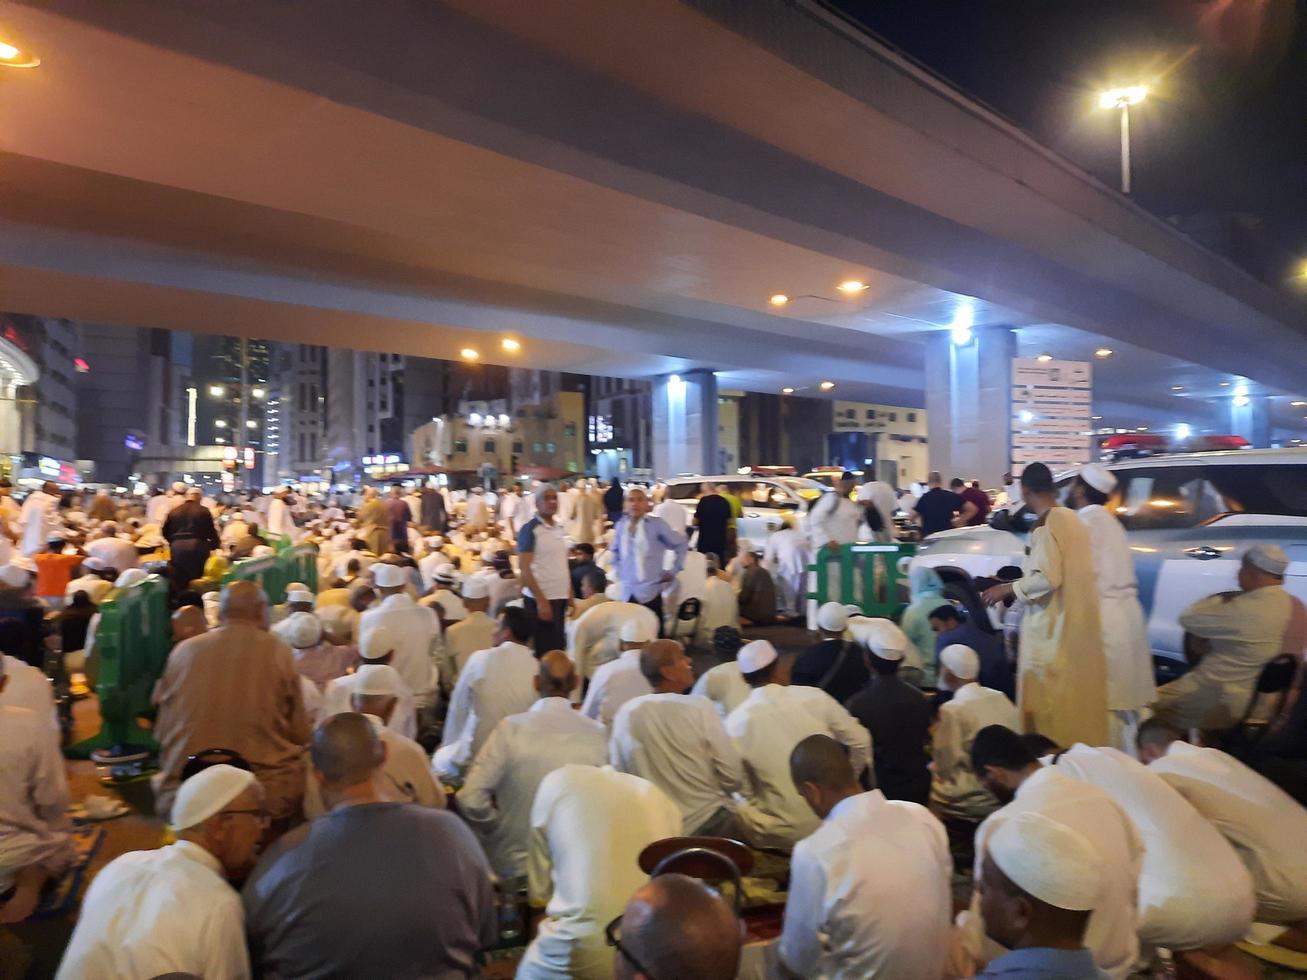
[[652, 369, 718, 478], [1230, 394, 1271, 448], [925, 327, 1016, 488]]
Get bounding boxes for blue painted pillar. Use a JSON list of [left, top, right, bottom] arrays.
[[1230, 394, 1271, 448]]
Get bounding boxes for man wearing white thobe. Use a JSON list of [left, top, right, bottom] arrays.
[[0, 652, 57, 729], [357, 562, 440, 708], [691, 657, 750, 721], [568, 601, 659, 680], [458, 654, 608, 880], [145, 487, 178, 526], [266, 490, 297, 543], [438, 576, 496, 688], [1070, 465, 1156, 751], [84, 524, 139, 573], [651, 496, 688, 537], [806, 474, 862, 552], [579, 618, 655, 727], [762, 517, 809, 617], [518, 765, 681, 980], [693, 572, 739, 650], [856, 478, 898, 543], [320, 629, 418, 740], [17, 482, 60, 557]]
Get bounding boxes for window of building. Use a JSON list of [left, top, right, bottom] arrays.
[[482, 438, 495, 453], [367, 423, 375, 433], [888, 412, 897, 422], [454, 439, 468, 454], [546, 442, 556, 453], [908, 412, 917, 423], [533, 442, 543, 453], [512, 441, 524, 453], [563, 422, 576, 438], [865, 409, 876, 420]]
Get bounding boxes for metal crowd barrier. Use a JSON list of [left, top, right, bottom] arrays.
[[807, 542, 916, 618], [224, 542, 319, 605]]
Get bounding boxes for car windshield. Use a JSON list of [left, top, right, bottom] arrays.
[[779, 477, 829, 500]]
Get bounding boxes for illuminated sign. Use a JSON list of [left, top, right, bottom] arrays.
[[124, 434, 145, 451], [588, 415, 613, 444]]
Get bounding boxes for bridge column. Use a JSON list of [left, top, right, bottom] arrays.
[[1230, 394, 1271, 448], [652, 369, 719, 478], [924, 327, 1015, 487]]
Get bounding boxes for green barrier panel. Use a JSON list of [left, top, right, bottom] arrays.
[[267, 531, 292, 554], [66, 574, 170, 759], [224, 554, 288, 605], [807, 542, 916, 618], [283, 544, 319, 593]]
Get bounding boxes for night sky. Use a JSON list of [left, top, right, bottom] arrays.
[[827, 0, 1307, 282]]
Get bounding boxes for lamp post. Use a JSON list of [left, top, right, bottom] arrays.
[[1098, 86, 1147, 194]]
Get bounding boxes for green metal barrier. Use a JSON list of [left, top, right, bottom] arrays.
[[66, 574, 171, 759], [807, 542, 916, 618], [283, 544, 319, 593], [223, 543, 319, 604]]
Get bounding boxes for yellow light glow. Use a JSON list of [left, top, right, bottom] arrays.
[[781, 387, 794, 394], [769, 293, 789, 307], [1147, 499, 1176, 508], [1036, 352, 1053, 362], [1094, 348, 1113, 358], [1293, 401, 1307, 407], [0, 43, 18, 60], [837, 280, 867, 295], [1099, 85, 1146, 109], [819, 381, 835, 391], [460, 347, 479, 361], [208, 384, 225, 398], [0, 41, 39, 68], [251, 386, 266, 399], [500, 338, 521, 353]]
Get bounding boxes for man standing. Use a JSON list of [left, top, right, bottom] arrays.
[[356, 486, 390, 555], [692, 483, 731, 564], [17, 480, 60, 557], [384, 484, 412, 554], [1155, 543, 1299, 732], [609, 487, 687, 631], [358, 562, 440, 712], [244, 714, 497, 977], [762, 513, 809, 617], [163, 486, 221, 592], [419, 481, 448, 534], [1065, 464, 1155, 750], [912, 472, 962, 539], [518, 486, 573, 654], [982, 462, 1108, 748], [856, 477, 898, 543], [806, 472, 862, 554], [780, 735, 952, 979], [952, 478, 992, 527], [266, 487, 298, 544], [457, 652, 608, 881], [610, 640, 745, 836], [58, 765, 264, 978], [154, 581, 311, 826]]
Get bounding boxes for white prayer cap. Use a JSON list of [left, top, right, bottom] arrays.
[[361, 626, 397, 660], [171, 482, 186, 493], [287, 589, 314, 605], [282, 611, 323, 650], [171, 764, 257, 831], [843, 603, 863, 617], [0, 564, 29, 589], [1078, 463, 1117, 495], [940, 644, 980, 681], [371, 563, 408, 588], [251, 545, 275, 558], [425, 536, 445, 548], [816, 602, 848, 633], [461, 576, 490, 600], [433, 563, 458, 584], [1245, 543, 1289, 576], [620, 616, 657, 644], [114, 568, 149, 589], [286, 581, 310, 595], [987, 811, 1103, 912], [738, 639, 778, 674], [354, 663, 402, 697], [81, 556, 107, 571], [852, 618, 907, 661]]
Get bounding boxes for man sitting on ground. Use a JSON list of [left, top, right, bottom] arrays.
[[929, 604, 1014, 700], [736, 547, 777, 626], [580, 617, 656, 728], [438, 574, 496, 690], [790, 601, 868, 705], [321, 626, 418, 739], [613, 874, 742, 980]]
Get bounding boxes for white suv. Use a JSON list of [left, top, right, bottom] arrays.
[[661, 475, 828, 545], [911, 448, 1307, 662]]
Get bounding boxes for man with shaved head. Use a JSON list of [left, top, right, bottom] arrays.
[[244, 713, 496, 977], [458, 650, 608, 879], [154, 580, 310, 825], [612, 873, 742, 980], [779, 734, 952, 979], [170, 605, 208, 646]]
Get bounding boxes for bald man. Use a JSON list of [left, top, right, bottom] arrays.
[[171, 606, 208, 646], [155, 581, 310, 824], [614, 874, 741, 980]]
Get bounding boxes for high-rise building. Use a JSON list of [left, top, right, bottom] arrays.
[[192, 336, 271, 486], [265, 343, 328, 485]]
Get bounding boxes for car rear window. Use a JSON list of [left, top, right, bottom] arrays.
[[1113, 463, 1307, 530], [664, 483, 700, 502]]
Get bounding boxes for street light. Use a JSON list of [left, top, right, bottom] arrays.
[[207, 384, 225, 398], [1098, 86, 1146, 194]]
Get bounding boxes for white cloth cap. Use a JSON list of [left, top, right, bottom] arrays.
[[114, 568, 148, 589], [1245, 543, 1290, 576], [1079, 463, 1117, 495], [816, 601, 849, 632], [81, 556, 107, 571], [738, 639, 778, 674], [171, 482, 186, 493], [285, 582, 310, 595], [620, 616, 657, 644], [461, 576, 490, 600], [287, 589, 314, 605], [372, 563, 408, 588], [852, 618, 907, 661], [843, 603, 863, 616], [987, 811, 1103, 912], [354, 663, 402, 697], [434, 563, 458, 584], [361, 625, 397, 660], [171, 763, 257, 831], [282, 611, 323, 649], [0, 564, 29, 589], [940, 644, 980, 681]]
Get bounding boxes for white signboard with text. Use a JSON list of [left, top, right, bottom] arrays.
[[1010, 357, 1092, 473]]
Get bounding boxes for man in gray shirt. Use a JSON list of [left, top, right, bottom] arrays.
[[243, 713, 497, 978]]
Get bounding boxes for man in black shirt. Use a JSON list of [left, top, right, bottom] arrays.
[[163, 487, 221, 592], [692, 484, 731, 564], [791, 602, 869, 705], [568, 542, 605, 598], [912, 471, 962, 538]]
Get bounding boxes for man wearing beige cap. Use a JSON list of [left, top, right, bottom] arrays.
[[580, 615, 656, 728], [569, 600, 660, 681], [358, 561, 440, 711], [438, 573, 496, 688], [321, 625, 417, 739], [1155, 543, 1302, 731], [57, 764, 265, 978]]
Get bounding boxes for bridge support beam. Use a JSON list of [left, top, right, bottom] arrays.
[[652, 369, 718, 479], [1230, 394, 1271, 448], [925, 327, 1016, 488]]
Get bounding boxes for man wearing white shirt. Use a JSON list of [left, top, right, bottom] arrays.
[[762, 515, 809, 617], [458, 652, 607, 880], [855, 478, 898, 544], [1139, 720, 1307, 934], [691, 656, 750, 722], [357, 562, 440, 709], [321, 627, 418, 740], [651, 496, 688, 536], [806, 472, 862, 553], [518, 487, 573, 654], [518, 764, 682, 980], [1069, 464, 1155, 751], [569, 600, 659, 681], [144, 486, 177, 526], [724, 640, 870, 850], [610, 640, 745, 836], [266, 488, 297, 543], [0, 651, 57, 728], [580, 617, 656, 728], [64, 558, 113, 605], [780, 734, 952, 979], [694, 560, 739, 649], [17, 481, 60, 557], [931, 644, 1021, 822], [433, 607, 538, 781], [57, 765, 263, 980], [84, 522, 138, 573]]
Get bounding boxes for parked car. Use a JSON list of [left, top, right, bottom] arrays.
[[661, 474, 828, 544], [911, 448, 1307, 662]]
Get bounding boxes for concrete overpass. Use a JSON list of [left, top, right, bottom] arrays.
[[0, 0, 1304, 479]]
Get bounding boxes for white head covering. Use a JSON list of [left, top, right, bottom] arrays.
[[372, 563, 408, 589], [461, 576, 490, 600], [620, 616, 657, 644], [940, 644, 980, 681], [738, 639, 778, 673], [171, 482, 187, 494], [81, 556, 107, 572], [114, 568, 149, 589], [250, 545, 275, 558], [282, 611, 323, 649], [852, 618, 907, 662], [1078, 463, 1117, 495], [285, 581, 310, 595], [817, 601, 849, 633], [287, 589, 314, 605], [433, 563, 458, 585], [1245, 543, 1289, 576], [0, 564, 29, 589], [171, 764, 258, 831], [354, 663, 402, 697], [361, 626, 397, 660], [987, 811, 1103, 912], [843, 603, 863, 617]]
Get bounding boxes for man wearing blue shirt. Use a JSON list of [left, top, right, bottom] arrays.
[[609, 487, 687, 637], [929, 605, 1014, 699]]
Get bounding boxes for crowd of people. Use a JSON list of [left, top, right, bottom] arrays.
[[0, 463, 1305, 978]]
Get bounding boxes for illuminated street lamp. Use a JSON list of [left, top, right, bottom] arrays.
[[1098, 86, 1146, 194]]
